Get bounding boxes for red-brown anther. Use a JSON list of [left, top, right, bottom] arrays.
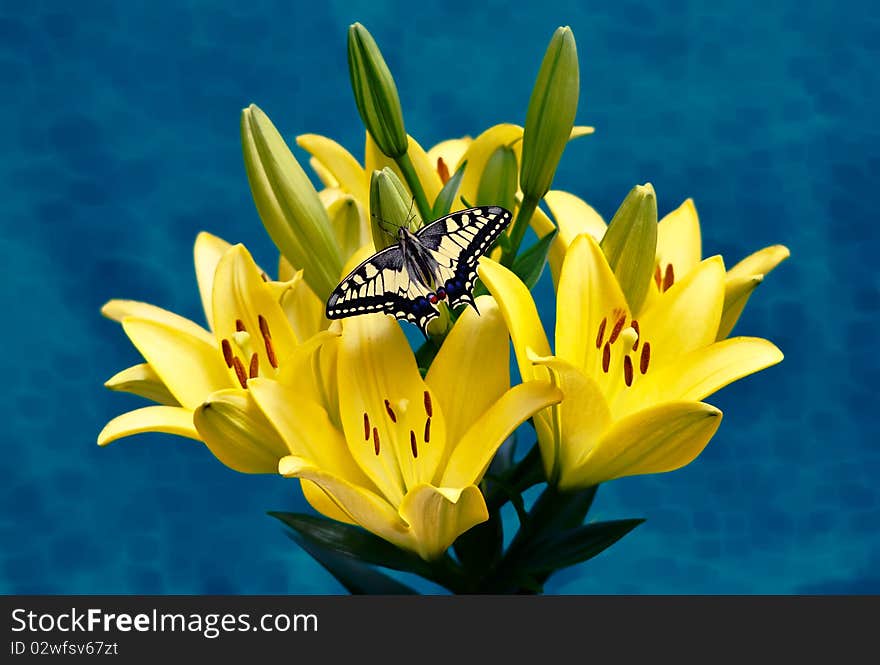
[[235, 319, 246, 332], [602, 342, 611, 373], [363, 413, 370, 440], [232, 357, 248, 388], [263, 334, 278, 369], [631, 320, 641, 352], [384, 399, 397, 423], [640, 342, 651, 374], [437, 157, 450, 184], [221, 339, 234, 368], [623, 355, 634, 387], [663, 263, 675, 292], [424, 417, 431, 443], [608, 314, 627, 345], [423, 390, 433, 417], [654, 265, 663, 289], [260, 271, 270, 283], [258, 314, 271, 340], [595, 317, 607, 349], [372, 427, 380, 455], [248, 353, 259, 379], [410, 430, 418, 458]]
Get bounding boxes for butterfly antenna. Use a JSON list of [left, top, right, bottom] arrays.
[[371, 212, 397, 238]]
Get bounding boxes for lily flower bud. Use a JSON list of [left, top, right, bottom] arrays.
[[520, 26, 579, 200], [600, 183, 658, 313], [348, 23, 409, 159], [369, 168, 419, 250], [240, 104, 342, 301], [476, 145, 518, 213]]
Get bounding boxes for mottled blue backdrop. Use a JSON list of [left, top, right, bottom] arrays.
[[1, 0, 877, 594]]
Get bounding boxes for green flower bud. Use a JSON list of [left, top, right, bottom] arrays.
[[369, 168, 419, 250], [241, 104, 343, 301], [520, 26, 579, 200], [348, 23, 409, 159], [600, 183, 658, 313], [476, 145, 517, 212]]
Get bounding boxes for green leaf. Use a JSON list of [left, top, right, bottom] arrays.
[[453, 510, 503, 578], [432, 160, 467, 218], [510, 229, 557, 289], [518, 519, 645, 574], [268, 512, 433, 578], [285, 531, 418, 595]]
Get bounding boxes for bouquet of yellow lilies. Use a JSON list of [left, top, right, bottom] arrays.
[[98, 24, 788, 593]]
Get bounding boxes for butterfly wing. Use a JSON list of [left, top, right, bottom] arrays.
[[415, 206, 512, 309], [325, 245, 441, 333]]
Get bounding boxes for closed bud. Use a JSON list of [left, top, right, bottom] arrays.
[[520, 26, 579, 199], [240, 104, 342, 301], [476, 145, 518, 212], [348, 23, 409, 159], [369, 168, 419, 250], [600, 183, 658, 312]]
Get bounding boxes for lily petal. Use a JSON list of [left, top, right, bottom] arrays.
[[248, 377, 373, 487], [544, 190, 606, 244], [193, 389, 289, 474], [442, 380, 563, 488], [619, 337, 783, 416], [212, 244, 298, 371], [717, 274, 763, 340], [194, 231, 233, 330], [327, 194, 371, 262], [638, 255, 725, 368], [426, 138, 472, 176], [556, 233, 629, 374], [104, 363, 180, 406], [102, 299, 214, 346], [337, 314, 446, 505], [426, 295, 509, 448], [726, 244, 790, 282], [719, 245, 790, 339], [528, 354, 611, 483], [279, 455, 412, 552], [563, 401, 722, 489], [477, 258, 552, 382], [309, 156, 339, 189], [297, 134, 368, 204], [456, 124, 524, 211], [97, 406, 199, 446], [121, 317, 232, 409], [276, 272, 327, 345], [301, 479, 357, 525], [528, 202, 567, 286], [656, 198, 702, 276], [398, 484, 488, 560]]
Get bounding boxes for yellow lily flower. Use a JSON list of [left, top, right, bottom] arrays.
[[535, 191, 789, 337], [241, 297, 562, 560], [479, 233, 784, 491], [98, 234, 328, 475]]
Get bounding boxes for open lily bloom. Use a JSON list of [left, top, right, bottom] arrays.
[[479, 234, 784, 491], [231, 298, 561, 560], [98, 235, 328, 474], [532, 192, 789, 337]]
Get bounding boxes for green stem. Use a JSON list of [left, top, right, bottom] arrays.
[[500, 194, 539, 266], [395, 152, 433, 224]]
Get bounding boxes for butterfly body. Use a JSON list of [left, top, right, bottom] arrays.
[[326, 206, 512, 334]]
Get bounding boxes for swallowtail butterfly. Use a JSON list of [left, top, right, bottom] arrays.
[[326, 206, 512, 334]]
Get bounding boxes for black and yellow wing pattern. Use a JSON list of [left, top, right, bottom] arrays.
[[326, 206, 512, 334]]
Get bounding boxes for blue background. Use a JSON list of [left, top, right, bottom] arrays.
[[1, 0, 877, 594]]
